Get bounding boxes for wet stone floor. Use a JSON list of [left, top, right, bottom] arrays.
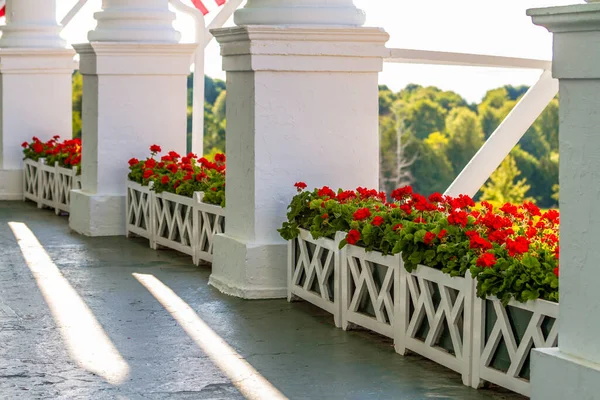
[[0, 201, 525, 400]]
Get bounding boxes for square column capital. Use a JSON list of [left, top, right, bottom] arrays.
[[529, 4, 600, 78], [212, 25, 389, 73]]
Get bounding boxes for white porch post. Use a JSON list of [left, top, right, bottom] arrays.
[[529, 3, 600, 399], [69, 0, 196, 236], [209, 1, 389, 298], [0, 0, 75, 199]]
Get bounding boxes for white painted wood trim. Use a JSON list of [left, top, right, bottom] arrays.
[[194, 192, 226, 264], [471, 295, 559, 397], [54, 164, 79, 215], [287, 229, 344, 328], [152, 191, 197, 257], [125, 180, 154, 244], [341, 244, 400, 339], [37, 159, 57, 210], [400, 264, 474, 386], [23, 158, 40, 203], [386, 48, 551, 70]]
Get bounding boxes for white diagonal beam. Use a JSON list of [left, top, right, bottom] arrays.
[[445, 70, 558, 198]]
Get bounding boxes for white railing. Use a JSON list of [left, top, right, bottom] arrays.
[[60, 0, 89, 29], [384, 48, 558, 197]]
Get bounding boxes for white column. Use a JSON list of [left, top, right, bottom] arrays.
[[529, 4, 600, 399], [209, 1, 388, 298], [0, 0, 75, 200], [68, 0, 196, 236]]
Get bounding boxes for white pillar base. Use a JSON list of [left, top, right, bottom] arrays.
[[532, 348, 600, 399], [68, 190, 125, 237], [0, 169, 23, 200], [209, 234, 287, 299]]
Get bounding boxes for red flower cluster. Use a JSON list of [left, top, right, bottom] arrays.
[[128, 144, 226, 206], [22, 135, 82, 169]]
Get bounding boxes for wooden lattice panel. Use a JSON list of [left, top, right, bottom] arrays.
[[195, 192, 226, 264], [23, 159, 40, 203], [125, 180, 153, 242], [38, 160, 56, 210], [472, 296, 558, 397], [341, 245, 400, 339], [55, 165, 79, 214], [152, 191, 196, 257], [288, 229, 343, 327], [398, 265, 474, 385]]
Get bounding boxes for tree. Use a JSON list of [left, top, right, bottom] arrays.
[[404, 99, 447, 140], [72, 71, 83, 137], [212, 90, 227, 122], [445, 107, 485, 173], [481, 155, 531, 204]]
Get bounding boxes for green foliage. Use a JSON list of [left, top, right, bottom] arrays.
[[445, 107, 485, 173], [72, 71, 83, 138], [481, 155, 531, 204], [379, 83, 559, 207]]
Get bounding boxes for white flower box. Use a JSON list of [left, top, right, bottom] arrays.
[[471, 296, 559, 397], [341, 244, 401, 340], [23, 158, 40, 203], [152, 190, 198, 259], [125, 180, 154, 242], [37, 158, 57, 210], [288, 229, 344, 327], [397, 264, 475, 386], [55, 164, 80, 215], [195, 192, 226, 264]]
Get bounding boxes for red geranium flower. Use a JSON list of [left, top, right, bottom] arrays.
[[438, 229, 447, 239], [143, 169, 154, 179], [424, 232, 436, 245], [21, 142, 28, 148], [321, 214, 329, 219], [391, 186, 413, 201], [150, 144, 161, 153], [477, 253, 497, 268], [553, 266, 559, 277], [161, 176, 170, 184], [346, 229, 360, 245], [393, 224, 403, 231], [506, 236, 530, 257], [215, 153, 226, 163], [353, 208, 371, 221], [294, 182, 307, 191], [318, 186, 336, 198], [32, 142, 44, 154], [372, 216, 385, 227], [128, 158, 139, 167]]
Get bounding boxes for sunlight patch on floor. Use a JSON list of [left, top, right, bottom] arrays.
[[133, 273, 287, 400], [9, 221, 130, 385]]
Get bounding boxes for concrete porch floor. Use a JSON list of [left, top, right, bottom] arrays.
[[0, 201, 525, 400]]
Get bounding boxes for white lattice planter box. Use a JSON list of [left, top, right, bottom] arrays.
[[397, 264, 475, 385], [471, 296, 558, 397], [152, 191, 198, 260], [288, 229, 344, 327], [38, 159, 57, 210], [195, 193, 225, 264], [341, 244, 400, 340], [23, 158, 40, 203], [125, 180, 154, 243], [55, 164, 81, 215]]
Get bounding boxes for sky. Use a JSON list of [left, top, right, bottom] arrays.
[[58, 0, 581, 103]]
